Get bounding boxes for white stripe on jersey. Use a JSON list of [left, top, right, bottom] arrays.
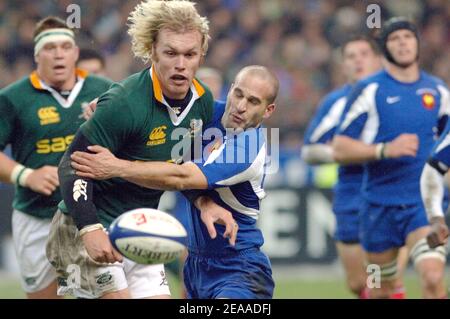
[[435, 133, 450, 154], [214, 143, 266, 187], [213, 143, 266, 219], [203, 143, 226, 165], [309, 96, 347, 143], [340, 83, 379, 144], [215, 187, 260, 219], [438, 85, 450, 118]]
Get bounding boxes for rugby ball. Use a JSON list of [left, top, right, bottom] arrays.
[[108, 208, 187, 265]]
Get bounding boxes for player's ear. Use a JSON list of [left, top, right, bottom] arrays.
[[199, 52, 205, 65], [150, 44, 158, 63], [263, 103, 276, 119], [74, 45, 80, 63]]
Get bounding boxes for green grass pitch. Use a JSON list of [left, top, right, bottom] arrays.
[[0, 272, 424, 299]]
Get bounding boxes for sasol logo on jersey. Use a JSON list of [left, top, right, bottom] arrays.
[[36, 134, 74, 154], [38, 106, 60, 125], [147, 125, 167, 146]]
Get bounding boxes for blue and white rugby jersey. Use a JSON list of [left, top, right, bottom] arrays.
[[185, 101, 267, 254], [429, 122, 450, 172], [304, 84, 363, 213], [337, 69, 450, 206]]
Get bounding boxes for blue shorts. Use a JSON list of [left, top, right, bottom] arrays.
[[334, 209, 360, 244], [171, 192, 190, 230], [360, 201, 429, 253], [183, 248, 274, 299]]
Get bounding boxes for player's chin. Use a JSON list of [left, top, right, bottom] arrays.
[[225, 121, 244, 131], [394, 55, 416, 67], [51, 72, 70, 83], [169, 83, 190, 97]]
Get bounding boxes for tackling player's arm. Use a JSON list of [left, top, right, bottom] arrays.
[[71, 145, 239, 245], [71, 145, 208, 190]]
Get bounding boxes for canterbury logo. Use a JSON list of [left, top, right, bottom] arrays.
[[147, 126, 167, 146], [150, 126, 167, 140], [38, 107, 60, 125], [73, 179, 88, 202]]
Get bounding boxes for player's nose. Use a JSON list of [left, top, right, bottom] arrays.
[[174, 56, 186, 70]]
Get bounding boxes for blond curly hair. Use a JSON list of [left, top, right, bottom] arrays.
[[128, 0, 210, 63]]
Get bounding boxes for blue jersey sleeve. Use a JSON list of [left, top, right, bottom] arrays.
[[337, 82, 376, 140], [195, 128, 265, 189], [437, 83, 450, 137], [204, 100, 226, 130], [430, 126, 450, 170], [304, 96, 337, 144], [304, 88, 349, 144]]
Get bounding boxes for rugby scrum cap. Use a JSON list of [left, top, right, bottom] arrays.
[[379, 17, 419, 65]]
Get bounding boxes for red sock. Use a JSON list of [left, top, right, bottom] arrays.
[[390, 286, 406, 299], [359, 287, 370, 299]]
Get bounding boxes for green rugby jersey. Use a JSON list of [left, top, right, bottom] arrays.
[[0, 69, 112, 218], [59, 67, 215, 227]]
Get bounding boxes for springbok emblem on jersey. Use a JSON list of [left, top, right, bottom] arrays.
[[73, 179, 88, 202]]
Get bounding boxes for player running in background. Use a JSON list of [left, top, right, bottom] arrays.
[[77, 48, 107, 77], [0, 16, 112, 299], [46, 0, 235, 299], [70, 65, 278, 299], [420, 119, 450, 249], [333, 17, 450, 298], [302, 35, 407, 299]]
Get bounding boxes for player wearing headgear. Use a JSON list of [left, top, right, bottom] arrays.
[[420, 114, 450, 249], [0, 16, 112, 298], [333, 17, 450, 298], [303, 35, 407, 299]]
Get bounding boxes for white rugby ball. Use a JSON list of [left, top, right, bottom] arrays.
[[108, 208, 187, 265]]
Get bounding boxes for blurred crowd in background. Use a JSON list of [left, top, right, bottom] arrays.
[[0, 0, 449, 151]]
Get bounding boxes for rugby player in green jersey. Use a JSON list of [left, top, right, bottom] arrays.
[[0, 16, 112, 298], [46, 0, 236, 299]]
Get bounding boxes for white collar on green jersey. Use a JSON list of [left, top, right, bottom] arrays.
[[29, 69, 89, 109]]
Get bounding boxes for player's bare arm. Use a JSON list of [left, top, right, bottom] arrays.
[[71, 145, 238, 245], [420, 163, 450, 248], [333, 133, 418, 164], [71, 145, 208, 190], [301, 143, 334, 165], [0, 152, 59, 196]]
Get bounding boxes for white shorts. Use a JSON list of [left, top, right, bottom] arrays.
[[11, 209, 57, 293], [46, 210, 171, 299]]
